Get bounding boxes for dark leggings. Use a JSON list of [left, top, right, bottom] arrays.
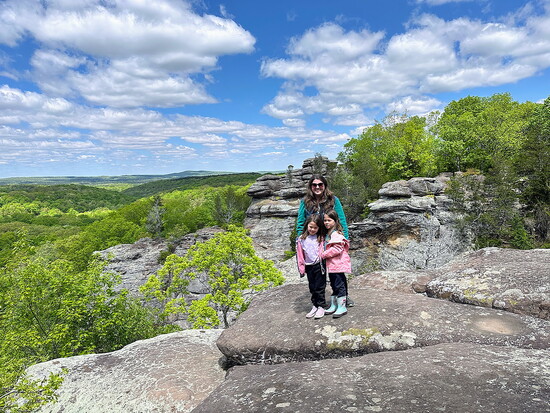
[[328, 272, 347, 298], [306, 262, 327, 308]]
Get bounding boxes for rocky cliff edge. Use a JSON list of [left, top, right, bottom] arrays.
[[28, 247, 549, 412]]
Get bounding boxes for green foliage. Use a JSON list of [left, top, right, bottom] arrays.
[[141, 226, 284, 328], [212, 185, 251, 227], [516, 96, 550, 243], [123, 173, 262, 198], [337, 113, 437, 220], [0, 358, 63, 413], [433, 93, 536, 172], [0, 235, 168, 411], [446, 166, 533, 250], [0, 184, 136, 213], [56, 213, 147, 269]]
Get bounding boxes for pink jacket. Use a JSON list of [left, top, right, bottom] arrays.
[[320, 231, 351, 273], [295, 237, 324, 275]]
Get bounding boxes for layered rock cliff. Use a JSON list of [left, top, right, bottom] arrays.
[[245, 157, 470, 272]]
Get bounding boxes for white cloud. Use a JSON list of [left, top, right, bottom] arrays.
[[0, 0, 255, 108], [386, 96, 443, 115], [261, 6, 550, 124]]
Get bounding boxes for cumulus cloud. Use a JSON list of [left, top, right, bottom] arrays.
[[261, 6, 550, 124], [0, 0, 255, 107]]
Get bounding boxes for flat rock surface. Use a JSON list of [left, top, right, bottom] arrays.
[[217, 284, 549, 365], [193, 343, 550, 413], [426, 248, 550, 319], [27, 330, 225, 413]]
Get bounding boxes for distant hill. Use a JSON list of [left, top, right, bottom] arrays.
[[0, 184, 136, 212], [0, 170, 236, 186], [122, 172, 265, 198]]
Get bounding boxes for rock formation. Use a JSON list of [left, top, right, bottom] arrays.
[[27, 330, 225, 413], [244, 157, 469, 272], [99, 227, 224, 295], [26, 163, 548, 412], [29, 247, 550, 412]]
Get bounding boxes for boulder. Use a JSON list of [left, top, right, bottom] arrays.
[[426, 247, 550, 320], [99, 227, 224, 295], [27, 330, 225, 413], [216, 284, 549, 365], [193, 343, 550, 413]]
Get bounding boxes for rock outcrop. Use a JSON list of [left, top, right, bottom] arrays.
[[244, 157, 334, 263], [351, 247, 550, 320], [27, 330, 225, 413], [244, 158, 469, 271], [27, 248, 549, 412], [194, 343, 550, 413], [99, 227, 224, 295], [216, 284, 549, 365]]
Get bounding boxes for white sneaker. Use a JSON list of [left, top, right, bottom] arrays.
[[314, 307, 325, 319], [306, 306, 317, 318]]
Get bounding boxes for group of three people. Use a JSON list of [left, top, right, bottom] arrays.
[[295, 175, 352, 320]]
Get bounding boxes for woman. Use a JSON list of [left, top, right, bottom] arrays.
[[295, 174, 354, 307], [295, 175, 349, 238]]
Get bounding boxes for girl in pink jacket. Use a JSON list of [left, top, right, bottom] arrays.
[[296, 214, 327, 319], [321, 209, 352, 318]]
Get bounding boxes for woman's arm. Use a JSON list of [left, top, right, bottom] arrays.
[[295, 199, 307, 236]]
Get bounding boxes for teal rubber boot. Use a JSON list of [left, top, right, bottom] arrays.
[[332, 296, 347, 318], [325, 296, 337, 315]]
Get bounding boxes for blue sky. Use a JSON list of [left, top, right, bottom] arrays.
[[0, 0, 549, 178]]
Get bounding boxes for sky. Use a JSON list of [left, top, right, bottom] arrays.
[[0, 0, 549, 178]]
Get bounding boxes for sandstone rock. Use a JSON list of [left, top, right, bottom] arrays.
[[193, 343, 550, 413], [99, 227, 224, 296], [426, 247, 550, 320], [350, 270, 434, 294], [216, 284, 549, 365], [27, 330, 225, 413], [245, 160, 469, 270], [378, 180, 412, 197]]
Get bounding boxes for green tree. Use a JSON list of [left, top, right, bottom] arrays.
[[0, 235, 167, 411], [433, 93, 536, 172], [141, 226, 284, 328], [145, 195, 165, 237], [337, 113, 437, 220], [517, 96, 550, 243], [447, 166, 532, 249], [212, 186, 251, 226]]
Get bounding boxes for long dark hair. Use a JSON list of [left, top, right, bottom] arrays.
[[304, 174, 335, 212], [324, 209, 343, 236]]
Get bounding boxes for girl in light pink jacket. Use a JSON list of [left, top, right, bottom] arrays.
[[321, 209, 352, 318]]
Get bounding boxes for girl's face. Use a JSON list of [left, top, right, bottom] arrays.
[[324, 216, 335, 231], [307, 221, 319, 236]]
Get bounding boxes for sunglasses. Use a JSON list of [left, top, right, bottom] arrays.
[[311, 183, 324, 188]]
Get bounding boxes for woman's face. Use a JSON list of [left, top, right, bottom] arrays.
[[311, 179, 325, 198]]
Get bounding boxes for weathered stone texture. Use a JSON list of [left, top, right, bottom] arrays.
[[216, 284, 549, 365], [27, 330, 225, 413], [426, 247, 550, 319], [99, 227, 224, 295], [193, 343, 550, 413]]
